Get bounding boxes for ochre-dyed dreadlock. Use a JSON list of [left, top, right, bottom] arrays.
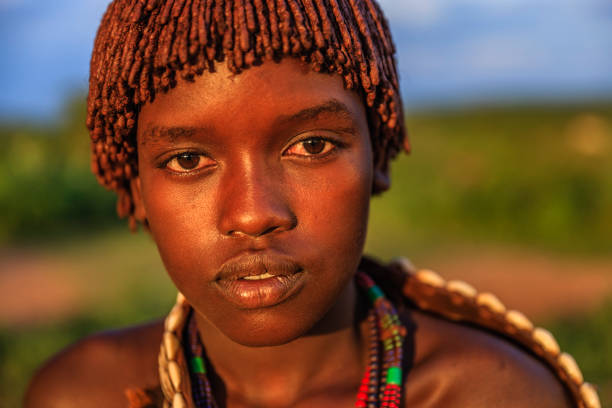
[[87, 0, 407, 228]]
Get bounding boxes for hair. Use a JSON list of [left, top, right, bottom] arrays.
[[87, 0, 407, 228]]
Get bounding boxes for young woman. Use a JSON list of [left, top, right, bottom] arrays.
[[26, 1, 599, 407]]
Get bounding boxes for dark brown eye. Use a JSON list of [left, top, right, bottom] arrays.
[[177, 153, 200, 169], [285, 137, 335, 157], [165, 152, 213, 173], [303, 138, 325, 154]]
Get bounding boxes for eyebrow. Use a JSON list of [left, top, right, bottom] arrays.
[[140, 125, 198, 146], [274, 99, 355, 128], [140, 99, 357, 145]]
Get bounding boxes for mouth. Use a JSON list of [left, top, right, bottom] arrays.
[[241, 272, 276, 281], [213, 253, 306, 309]]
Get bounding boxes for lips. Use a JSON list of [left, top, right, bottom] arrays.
[[213, 253, 306, 309]]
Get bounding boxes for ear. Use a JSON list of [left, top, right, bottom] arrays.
[[130, 176, 147, 222], [372, 163, 390, 193]]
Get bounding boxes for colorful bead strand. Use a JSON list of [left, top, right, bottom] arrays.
[[187, 315, 218, 408], [356, 271, 406, 408]]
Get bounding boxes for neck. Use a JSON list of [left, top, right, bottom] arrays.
[[194, 279, 369, 406]]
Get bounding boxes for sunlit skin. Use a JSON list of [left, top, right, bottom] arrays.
[[132, 59, 378, 405], [24, 58, 572, 408]]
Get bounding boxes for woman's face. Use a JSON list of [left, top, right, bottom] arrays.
[[135, 59, 376, 346]]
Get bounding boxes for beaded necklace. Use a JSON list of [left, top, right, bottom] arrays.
[[183, 271, 406, 408]]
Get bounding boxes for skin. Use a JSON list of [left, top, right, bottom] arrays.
[[25, 59, 572, 408]]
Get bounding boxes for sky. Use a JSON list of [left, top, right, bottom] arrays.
[[0, 0, 611, 120]]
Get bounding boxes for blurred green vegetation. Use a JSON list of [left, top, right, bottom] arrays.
[[1, 99, 611, 407], [0, 97, 121, 244], [368, 102, 612, 257]]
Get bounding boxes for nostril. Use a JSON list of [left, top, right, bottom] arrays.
[[258, 225, 280, 237], [226, 225, 280, 238]]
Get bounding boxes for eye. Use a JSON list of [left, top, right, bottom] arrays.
[[164, 152, 214, 173], [284, 137, 337, 157]]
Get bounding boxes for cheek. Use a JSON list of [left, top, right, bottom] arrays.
[[139, 172, 220, 280], [291, 150, 373, 259]]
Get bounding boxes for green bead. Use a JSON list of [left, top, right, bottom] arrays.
[[367, 286, 384, 302], [386, 366, 402, 385], [190, 356, 206, 374]]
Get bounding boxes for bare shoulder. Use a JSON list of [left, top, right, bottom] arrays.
[[24, 320, 164, 408], [403, 310, 572, 408]]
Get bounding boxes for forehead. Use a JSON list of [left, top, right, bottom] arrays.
[[137, 58, 367, 138]]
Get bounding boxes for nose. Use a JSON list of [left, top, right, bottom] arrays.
[[217, 161, 297, 238]]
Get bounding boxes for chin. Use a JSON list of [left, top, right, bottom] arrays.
[[227, 329, 305, 348], [217, 309, 319, 347]]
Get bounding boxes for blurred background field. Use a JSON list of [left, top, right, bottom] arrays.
[[1, 1, 612, 407]]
